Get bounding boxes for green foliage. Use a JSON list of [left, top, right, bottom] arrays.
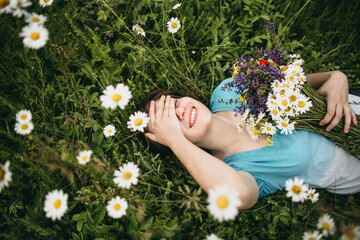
[[0, 0, 359, 239]]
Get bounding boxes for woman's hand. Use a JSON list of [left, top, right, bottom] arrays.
[[145, 95, 185, 148], [316, 71, 357, 133]]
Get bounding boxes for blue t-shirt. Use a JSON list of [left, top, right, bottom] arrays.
[[210, 78, 336, 198]]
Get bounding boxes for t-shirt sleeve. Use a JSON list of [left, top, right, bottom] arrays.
[[255, 178, 280, 198], [210, 78, 243, 113]]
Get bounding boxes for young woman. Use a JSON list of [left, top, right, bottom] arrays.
[[141, 71, 360, 210]]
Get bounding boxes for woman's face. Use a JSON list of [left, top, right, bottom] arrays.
[[152, 96, 213, 144], [174, 97, 213, 143]]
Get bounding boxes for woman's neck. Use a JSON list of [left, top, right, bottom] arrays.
[[198, 112, 268, 160]]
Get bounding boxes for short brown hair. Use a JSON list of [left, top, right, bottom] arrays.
[[139, 89, 184, 155]]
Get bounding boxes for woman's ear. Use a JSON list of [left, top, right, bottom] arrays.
[[145, 132, 157, 142]]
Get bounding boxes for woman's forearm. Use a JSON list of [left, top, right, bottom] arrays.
[[169, 136, 259, 210], [305, 71, 345, 90]]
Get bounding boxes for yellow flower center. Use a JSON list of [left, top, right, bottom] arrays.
[[280, 89, 285, 95], [289, 76, 294, 82], [281, 122, 288, 128], [296, 73, 300, 77], [21, 124, 28, 130], [275, 82, 279, 88], [272, 109, 278, 115], [30, 32, 40, 40], [108, 129, 112, 133], [309, 193, 314, 198], [298, 101, 305, 108], [134, 118, 143, 126], [246, 68, 251, 75], [289, 95, 297, 102], [139, 28, 143, 33], [0, 0, 9, 9], [82, 155, 88, 161], [300, 77, 304, 82], [44, 0, 49, 2], [53, 199, 61, 209], [32, 17, 40, 22], [114, 203, 121, 211], [266, 127, 271, 131], [123, 171, 132, 180], [346, 228, 355, 239], [0, 168, 4, 181], [292, 185, 301, 194], [295, 63, 301, 66], [282, 100, 288, 106], [323, 222, 330, 230], [112, 94, 122, 102], [171, 22, 178, 29], [21, 114, 27, 120], [216, 196, 229, 209], [291, 70, 296, 74], [309, 238, 316, 240]]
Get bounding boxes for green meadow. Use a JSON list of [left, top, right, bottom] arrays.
[[0, 0, 359, 239]]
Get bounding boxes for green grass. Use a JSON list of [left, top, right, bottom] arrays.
[[0, 0, 360, 239]]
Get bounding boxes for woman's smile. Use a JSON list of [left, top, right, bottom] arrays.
[[189, 107, 198, 128]]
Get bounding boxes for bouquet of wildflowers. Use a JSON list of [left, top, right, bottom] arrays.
[[225, 21, 360, 156]]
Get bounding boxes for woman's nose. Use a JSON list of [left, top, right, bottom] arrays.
[[175, 106, 184, 120]]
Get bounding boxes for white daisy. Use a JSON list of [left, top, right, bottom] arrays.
[[261, 122, 277, 135], [0, 161, 12, 193], [172, 3, 181, 9], [19, 24, 49, 50], [76, 150, 93, 165], [276, 96, 292, 112], [241, 109, 250, 121], [276, 118, 295, 135], [269, 107, 281, 121], [39, 0, 54, 7], [285, 177, 308, 202], [298, 73, 307, 85], [296, 95, 312, 114], [266, 94, 277, 110], [206, 185, 241, 222], [25, 12, 46, 25], [256, 112, 265, 124], [127, 111, 150, 132], [289, 53, 301, 59], [0, 0, 15, 14], [302, 230, 323, 240], [132, 24, 145, 37], [113, 162, 140, 189], [317, 214, 336, 237], [14, 120, 34, 135], [340, 224, 360, 240], [106, 196, 128, 219], [307, 188, 319, 203], [271, 80, 281, 93], [100, 83, 132, 110], [292, 59, 304, 67], [43, 189, 68, 221], [103, 124, 116, 137], [10, 0, 32, 17], [16, 109, 32, 122], [167, 17, 181, 34], [205, 233, 223, 240], [236, 122, 243, 133]]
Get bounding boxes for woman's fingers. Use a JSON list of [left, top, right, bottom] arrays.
[[319, 99, 336, 126], [155, 95, 165, 121], [164, 95, 171, 117], [149, 100, 156, 125], [343, 105, 352, 133], [351, 108, 358, 126], [169, 98, 176, 117], [145, 132, 157, 142], [325, 104, 343, 132]]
